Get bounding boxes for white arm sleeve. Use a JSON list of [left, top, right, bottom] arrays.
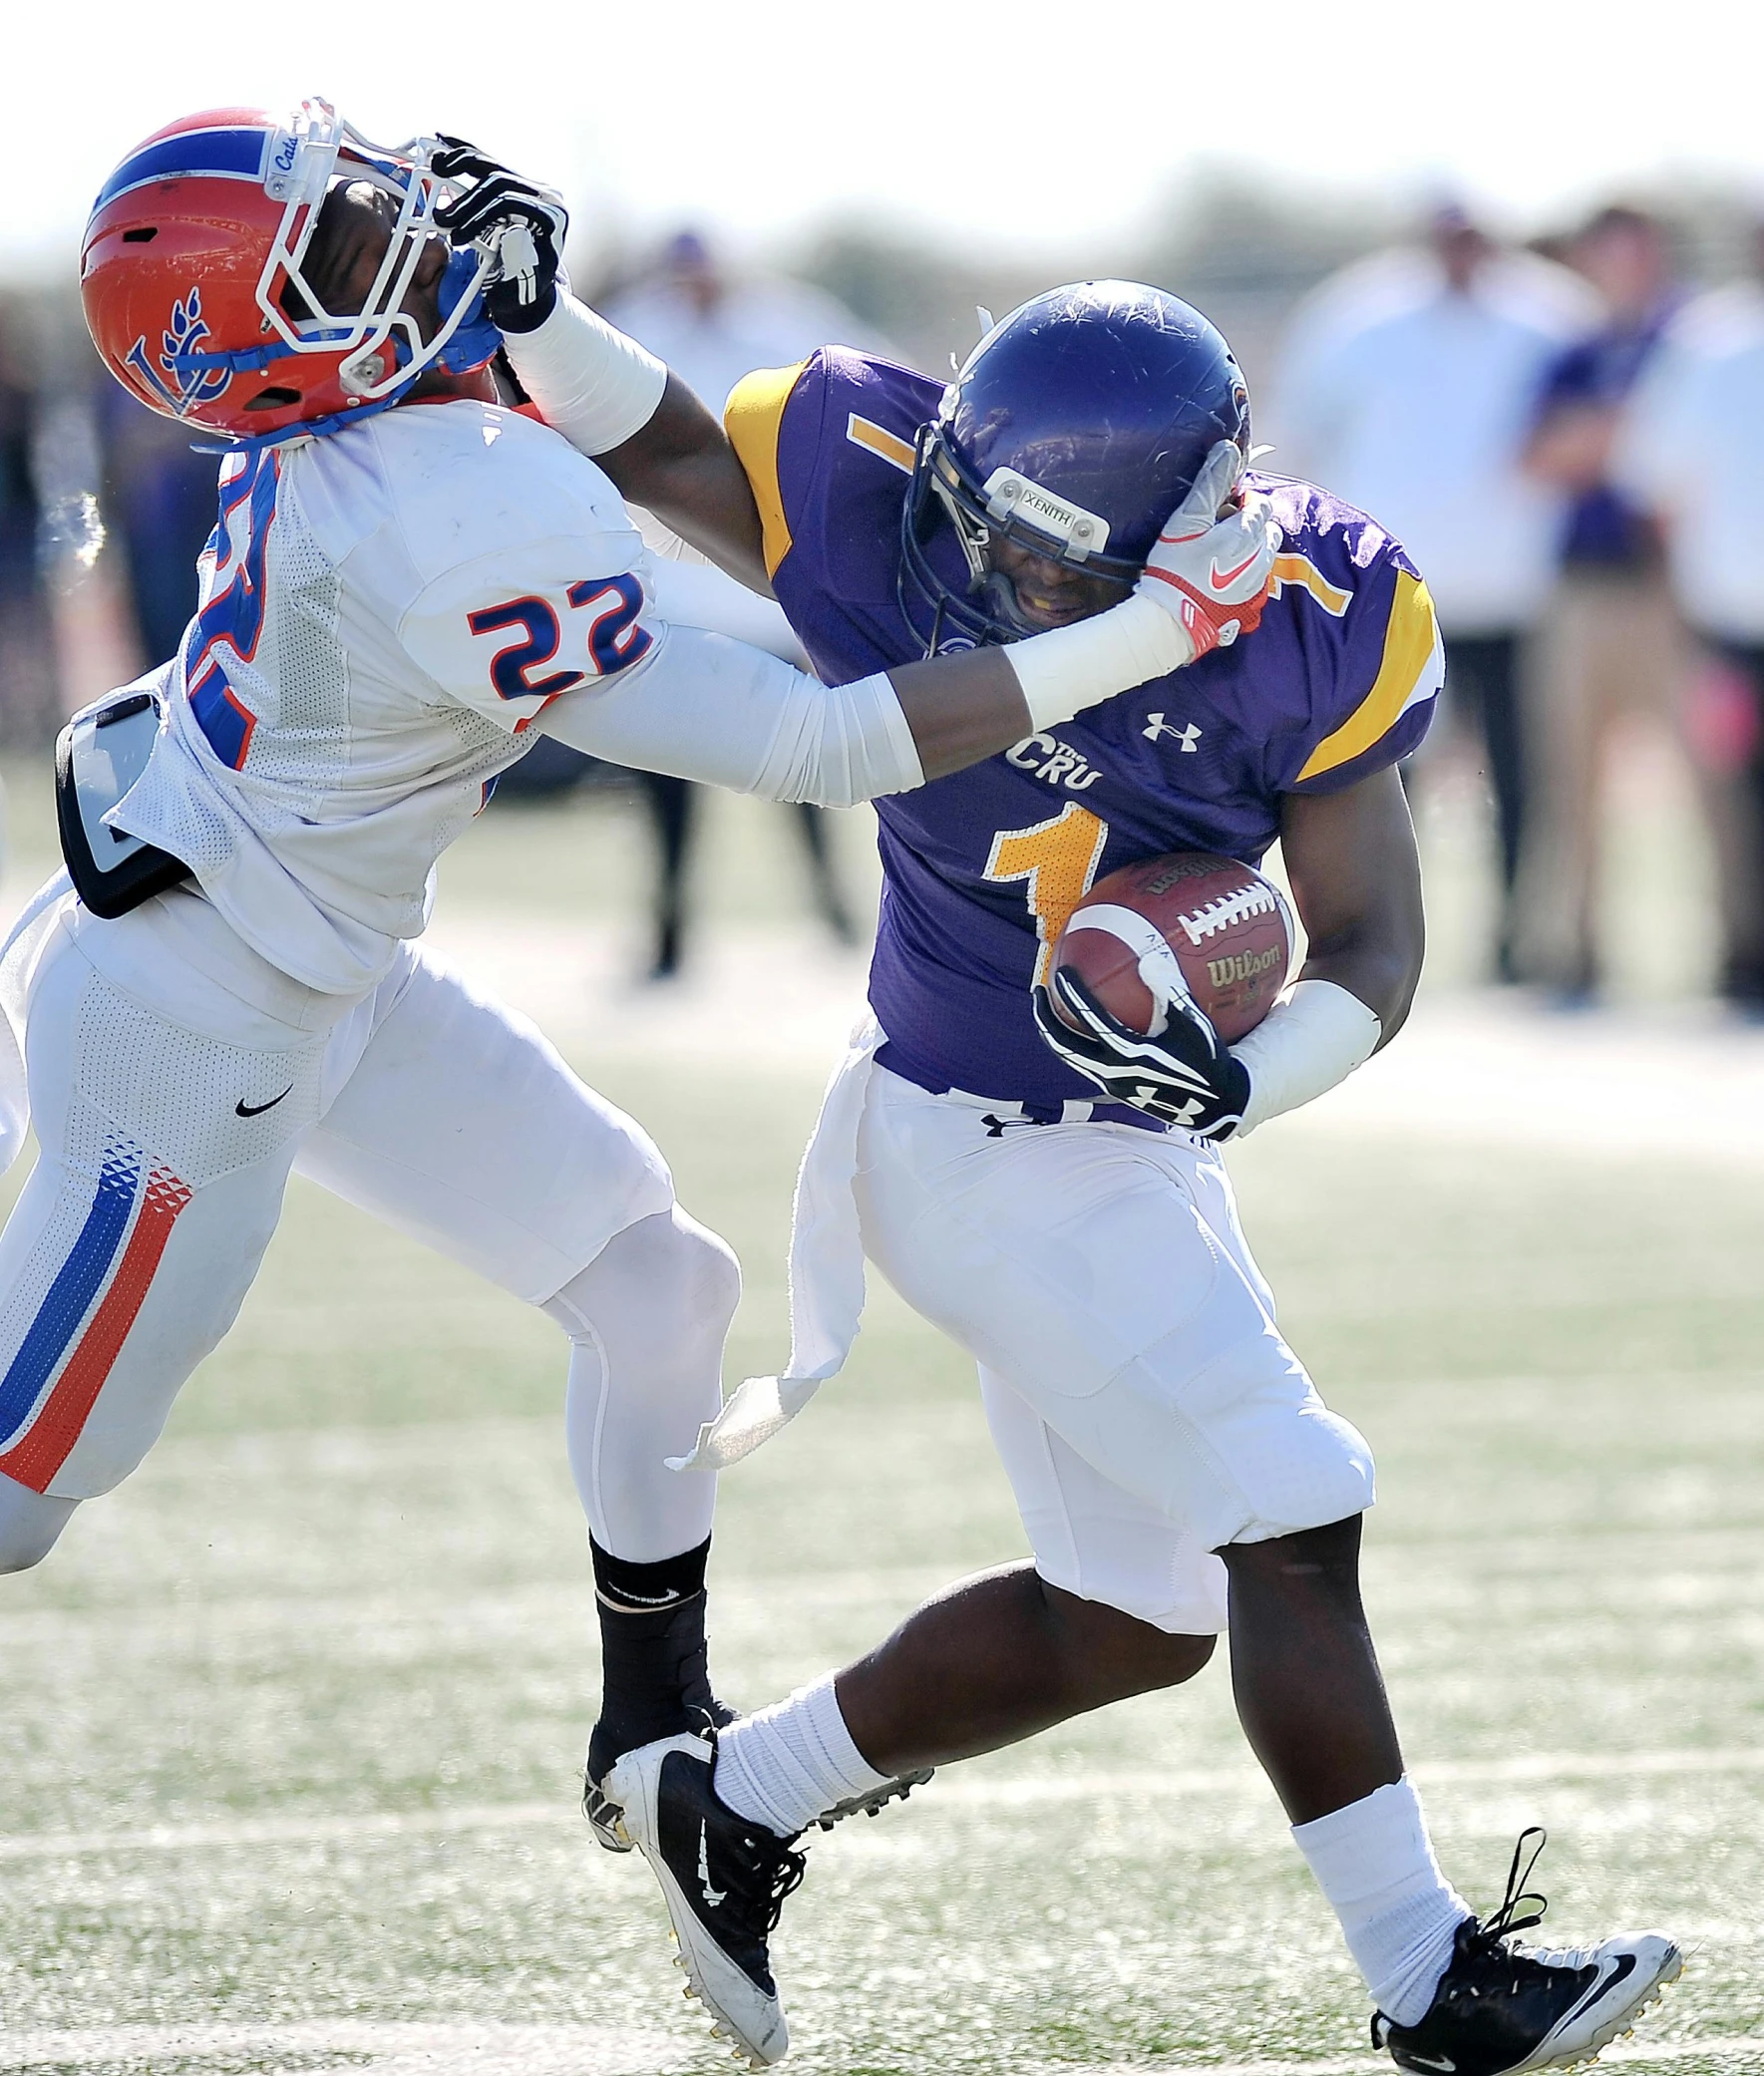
[[538, 622, 924, 807], [1232, 978, 1382, 1137], [501, 293, 669, 455]]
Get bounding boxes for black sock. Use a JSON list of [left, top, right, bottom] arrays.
[[592, 1536, 712, 1614], [588, 1536, 724, 1775]]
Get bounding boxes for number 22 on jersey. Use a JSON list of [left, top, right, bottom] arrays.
[[983, 803, 1108, 984], [466, 574, 652, 727]]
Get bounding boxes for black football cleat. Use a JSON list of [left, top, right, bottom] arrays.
[[1372, 1830, 1682, 2075], [608, 1731, 807, 2067]]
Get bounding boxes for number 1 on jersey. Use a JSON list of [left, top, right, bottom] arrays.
[[983, 802, 1109, 984]]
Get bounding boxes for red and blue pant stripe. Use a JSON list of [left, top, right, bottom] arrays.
[[0, 1143, 191, 1493]]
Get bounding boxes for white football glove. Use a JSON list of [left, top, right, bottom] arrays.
[[1136, 439, 1281, 665]]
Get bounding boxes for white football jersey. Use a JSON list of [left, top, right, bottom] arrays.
[[115, 400, 663, 995]]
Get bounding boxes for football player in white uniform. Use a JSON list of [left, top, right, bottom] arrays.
[[2, 103, 1263, 1855]]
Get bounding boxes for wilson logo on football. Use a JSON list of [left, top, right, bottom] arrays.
[[122, 286, 231, 420], [1206, 946, 1283, 988]]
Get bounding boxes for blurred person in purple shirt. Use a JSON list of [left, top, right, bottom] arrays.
[[97, 383, 221, 672], [1518, 205, 1701, 1003]]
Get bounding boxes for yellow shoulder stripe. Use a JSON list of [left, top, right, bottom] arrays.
[[1268, 551, 1350, 616], [1296, 571, 1442, 784], [724, 361, 808, 579], [847, 413, 914, 474]]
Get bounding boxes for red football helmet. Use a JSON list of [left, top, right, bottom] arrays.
[[80, 98, 503, 444]]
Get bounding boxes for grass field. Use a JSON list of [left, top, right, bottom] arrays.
[[1, 769, 1761, 2076]]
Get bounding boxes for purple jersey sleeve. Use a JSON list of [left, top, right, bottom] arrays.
[[1253, 477, 1444, 796], [725, 348, 947, 680]]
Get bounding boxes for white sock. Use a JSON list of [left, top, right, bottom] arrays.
[[713, 1673, 891, 1838], [1291, 1777, 1471, 2026]]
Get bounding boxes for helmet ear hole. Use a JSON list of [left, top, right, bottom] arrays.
[[122, 227, 158, 244], [244, 386, 301, 412]]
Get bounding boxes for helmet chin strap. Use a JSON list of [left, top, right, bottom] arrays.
[[431, 245, 502, 374]]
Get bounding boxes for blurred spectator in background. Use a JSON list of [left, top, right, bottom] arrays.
[[596, 230, 877, 977], [0, 299, 61, 741], [1615, 212, 1764, 1008], [1517, 206, 1698, 1003], [605, 229, 869, 423], [1275, 202, 1590, 978], [98, 383, 217, 670]]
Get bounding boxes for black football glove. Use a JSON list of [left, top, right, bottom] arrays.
[[1031, 967, 1250, 1140], [431, 139, 568, 333]]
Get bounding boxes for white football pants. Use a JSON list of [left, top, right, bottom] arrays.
[[853, 1066, 1375, 1634], [0, 884, 729, 1570]]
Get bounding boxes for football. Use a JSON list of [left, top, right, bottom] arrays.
[[1050, 853, 1295, 1044]]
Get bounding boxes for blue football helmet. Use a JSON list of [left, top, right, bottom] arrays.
[[899, 281, 1252, 649]]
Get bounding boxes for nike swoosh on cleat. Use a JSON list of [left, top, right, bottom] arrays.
[[1561, 1949, 1636, 2024], [697, 1822, 726, 1908], [1403, 2055, 1455, 2073], [1208, 548, 1261, 590], [235, 1087, 293, 1118]]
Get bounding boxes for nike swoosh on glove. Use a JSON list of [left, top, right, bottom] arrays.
[[1136, 438, 1282, 666], [1031, 967, 1250, 1139], [432, 140, 569, 333]]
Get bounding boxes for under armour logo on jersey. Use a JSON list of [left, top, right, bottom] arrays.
[[1143, 713, 1202, 752]]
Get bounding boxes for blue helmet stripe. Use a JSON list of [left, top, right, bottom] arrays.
[[93, 126, 268, 212]]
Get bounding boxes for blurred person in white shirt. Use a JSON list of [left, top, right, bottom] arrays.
[[1615, 216, 1764, 1008], [605, 229, 877, 424], [600, 232, 887, 974], [1274, 203, 1591, 979]]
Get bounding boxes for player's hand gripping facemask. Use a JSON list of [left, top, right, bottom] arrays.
[[1134, 441, 1282, 664], [431, 141, 569, 333], [1031, 968, 1251, 1139]]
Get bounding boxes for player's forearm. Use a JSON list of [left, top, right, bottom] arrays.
[[1231, 980, 1383, 1138], [543, 535, 1210, 801], [887, 647, 1030, 778], [499, 297, 771, 591], [893, 589, 1201, 778], [498, 290, 667, 455], [1228, 770, 1422, 1136], [1293, 931, 1420, 1044], [539, 625, 923, 807], [596, 377, 772, 594], [1279, 768, 1424, 1043], [540, 591, 1180, 807]]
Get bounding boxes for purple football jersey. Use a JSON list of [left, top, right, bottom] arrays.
[[726, 348, 1442, 1106]]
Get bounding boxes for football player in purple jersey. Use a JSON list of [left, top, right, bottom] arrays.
[[458, 158, 1681, 2075]]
